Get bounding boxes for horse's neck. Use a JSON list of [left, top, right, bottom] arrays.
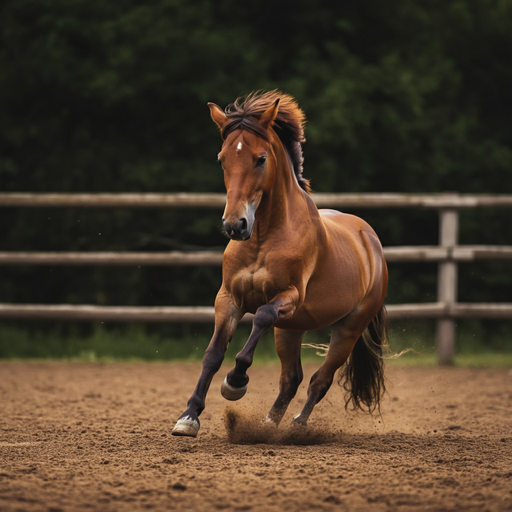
[[253, 140, 309, 239]]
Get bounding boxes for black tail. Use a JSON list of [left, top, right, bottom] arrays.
[[338, 305, 389, 414]]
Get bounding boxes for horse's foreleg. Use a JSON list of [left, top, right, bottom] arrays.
[[221, 287, 300, 401], [263, 328, 305, 426], [172, 296, 243, 438]]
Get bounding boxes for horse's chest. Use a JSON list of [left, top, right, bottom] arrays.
[[230, 266, 280, 312]]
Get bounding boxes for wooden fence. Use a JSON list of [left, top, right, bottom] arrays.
[[1, 192, 512, 364]]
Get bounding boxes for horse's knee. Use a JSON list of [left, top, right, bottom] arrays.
[[254, 303, 278, 330]]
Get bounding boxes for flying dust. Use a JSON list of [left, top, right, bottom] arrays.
[[223, 405, 341, 445]]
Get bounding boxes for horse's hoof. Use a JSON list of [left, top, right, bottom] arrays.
[[171, 417, 200, 437], [261, 415, 278, 428], [290, 414, 307, 428], [220, 376, 247, 401]]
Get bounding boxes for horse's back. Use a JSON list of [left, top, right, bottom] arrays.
[[318, 208, 386, 297], [319, 209, 382, 248]]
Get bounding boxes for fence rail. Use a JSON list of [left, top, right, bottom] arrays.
[[1, 302, 511, 322], [2, 192, 512, 209], [1, 192, 512, 365], [1, 245, 512, 265]]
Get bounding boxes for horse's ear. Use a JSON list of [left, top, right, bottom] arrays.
[[259, 98, 280, 129], [208, 102, 228, 131]]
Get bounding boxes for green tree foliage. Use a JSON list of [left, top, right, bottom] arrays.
[[0, 0, 511, 335]]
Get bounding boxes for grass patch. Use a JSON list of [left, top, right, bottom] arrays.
[[0, 323, 280, 363], [0, 319, 510, 368]]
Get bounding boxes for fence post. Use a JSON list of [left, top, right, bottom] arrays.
[[436, 208, 459, 365]]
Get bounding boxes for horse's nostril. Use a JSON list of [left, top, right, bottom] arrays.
[[240, 218, 248, 231]]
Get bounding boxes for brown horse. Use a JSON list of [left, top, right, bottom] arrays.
[[172, 91, 388, 438]]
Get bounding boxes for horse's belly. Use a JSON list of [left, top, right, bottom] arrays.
[[276, 237, 370, 330], [275, 292, 360, 331], [273, 272, 364, 331]]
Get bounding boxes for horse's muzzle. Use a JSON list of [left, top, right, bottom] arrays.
[[223, 217, 251, 241]]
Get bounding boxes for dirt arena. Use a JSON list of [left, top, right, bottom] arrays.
[[0, 361, 511, 512]]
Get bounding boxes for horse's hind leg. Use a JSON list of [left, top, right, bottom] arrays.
[[264, 328, 305, 427], [291, 321, 360, 427]]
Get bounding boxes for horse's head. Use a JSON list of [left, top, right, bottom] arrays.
[[208, 99, 280, 241]]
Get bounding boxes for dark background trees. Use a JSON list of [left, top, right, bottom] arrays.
[[0, 0, 511, 345]]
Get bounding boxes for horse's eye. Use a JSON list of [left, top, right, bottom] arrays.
[[256, 156, 267, 167]]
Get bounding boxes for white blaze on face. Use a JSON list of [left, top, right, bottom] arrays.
[[244, 201, 257, 236], [236, 141, 242, 153]]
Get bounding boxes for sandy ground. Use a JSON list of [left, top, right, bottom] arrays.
[[0, 361, 511, 512]]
